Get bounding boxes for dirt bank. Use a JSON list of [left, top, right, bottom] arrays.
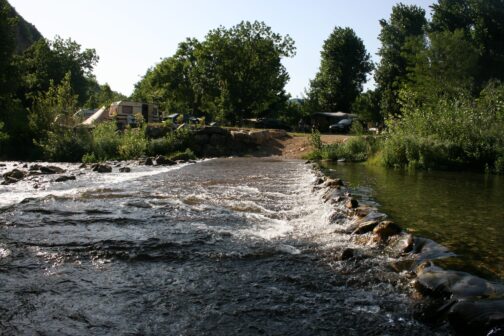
[[251, 133, 350, 159]]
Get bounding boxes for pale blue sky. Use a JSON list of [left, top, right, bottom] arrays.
[[9, 0, 434, 97]]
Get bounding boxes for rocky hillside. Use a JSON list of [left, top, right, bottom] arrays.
[[5, 0, 42, 53]]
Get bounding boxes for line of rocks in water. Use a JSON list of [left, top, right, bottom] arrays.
[[307, 161, 504, 336]]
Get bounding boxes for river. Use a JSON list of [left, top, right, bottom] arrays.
[[1, 158, 452, 335], [320, 162, 504, 281]]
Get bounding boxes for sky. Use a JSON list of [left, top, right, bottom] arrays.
[[9, 0, 435, 98]]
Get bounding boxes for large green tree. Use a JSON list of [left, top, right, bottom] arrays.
[[133, 21, 296, 124], [374, 3, 427, 117], [306, 27, 373, 113], [132, 38, 202, 116], [16, 36, 99, 106], [430, 0, 504, 86], [403, 29, 479, 103]]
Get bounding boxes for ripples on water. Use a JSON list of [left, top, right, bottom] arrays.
[[0, 158, 446, 335]]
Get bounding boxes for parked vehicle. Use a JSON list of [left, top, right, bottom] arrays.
[[329, 118, 352, 133]]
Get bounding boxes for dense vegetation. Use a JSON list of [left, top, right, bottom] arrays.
[[132, 21, 296, 125], [1, 0, 503, 173]]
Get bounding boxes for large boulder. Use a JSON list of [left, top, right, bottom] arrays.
[[247, 130, 272, 145], [345, 198, 359, 209], [2, 169, 28, 185], [373, 221, 401, 241], [414, 265, 502, 299], [39, 165, 65, 174], [447, 299, 504, 336], [352, 220, 379, 235], [92, 164, 112, 173], [231, 130, 252, 144], [155, 155, 176, 166]]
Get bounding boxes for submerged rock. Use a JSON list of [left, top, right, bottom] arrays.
[[447, 299, 504, 336], [326, 178, 344, 188], [119, 167, 131, 173], [341, 248, 355, 260], [54, 175, 76, 182]]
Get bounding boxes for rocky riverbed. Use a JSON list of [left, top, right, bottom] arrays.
[[0, 158, 502, 335]]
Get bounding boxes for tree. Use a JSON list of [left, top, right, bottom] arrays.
[[374, 3, 427, 117], [430, 0, 504, 86], [132, 38, 202, 116], [403, 29, 479, 103], [196, 21, 296, 123], [132, 21, 296, 124], [16, 36, 99, 105], [352, 90, 382, 123], [306, 27, 373, 113]]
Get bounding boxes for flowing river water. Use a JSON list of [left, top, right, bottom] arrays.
[[0, 158, 463, 335]]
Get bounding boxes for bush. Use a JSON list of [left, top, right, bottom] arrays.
[[40, 128, 92, 162], [169, 148, 197, 161], [304, 136, 375, 162], [147, 128, 193, 156], [118, 126, 147, 160], [90, 121, 120, 161], [381, 84, 504, 171]]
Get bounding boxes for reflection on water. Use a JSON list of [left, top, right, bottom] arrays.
[[321, 162, 504, 280]]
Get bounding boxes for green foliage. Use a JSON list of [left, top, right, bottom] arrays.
[[374, 4, 427, 117], [350, 121, 365, 135], [132, 21, 296, 124], [169, 148, 196, 161], [381, 83, 504, 171], [430, 0, 504, 86], [351, 90, 382, 123], [404, 29, 479, 102], [39, 128, 91, 162], [118, 126, 147, 160], [307, 27, 373, 113], [309, 129, 322, 151], [84, 80, 126, 109], [29, 72, 81, 158], [147, 128, 193, 156], [15, 36, 98, 107], [306, 136, 375, 162], [0, 121, 8, 151], [89, 121, 120, 161]]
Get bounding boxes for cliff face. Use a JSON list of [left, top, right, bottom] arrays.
[[5, 0, 43, 53]]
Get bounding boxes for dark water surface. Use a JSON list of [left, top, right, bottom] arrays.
[[0, 158, 446, 335], [321, 162, 504, 281]]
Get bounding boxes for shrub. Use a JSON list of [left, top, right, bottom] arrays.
[[147, 128, 193, 156], [91, 121, 120, 161], [381, 84, 504, 171], [40, 128, 92, 162], [118, 126, 148, 160]]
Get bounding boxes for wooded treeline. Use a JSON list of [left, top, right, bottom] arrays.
[[1, 0, 503, 171]]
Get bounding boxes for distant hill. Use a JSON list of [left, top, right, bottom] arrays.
[[5, 0, 43, 53]]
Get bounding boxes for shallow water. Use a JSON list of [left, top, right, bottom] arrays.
[[321, 162, 504, 281], [0, 158, 446, 335]]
